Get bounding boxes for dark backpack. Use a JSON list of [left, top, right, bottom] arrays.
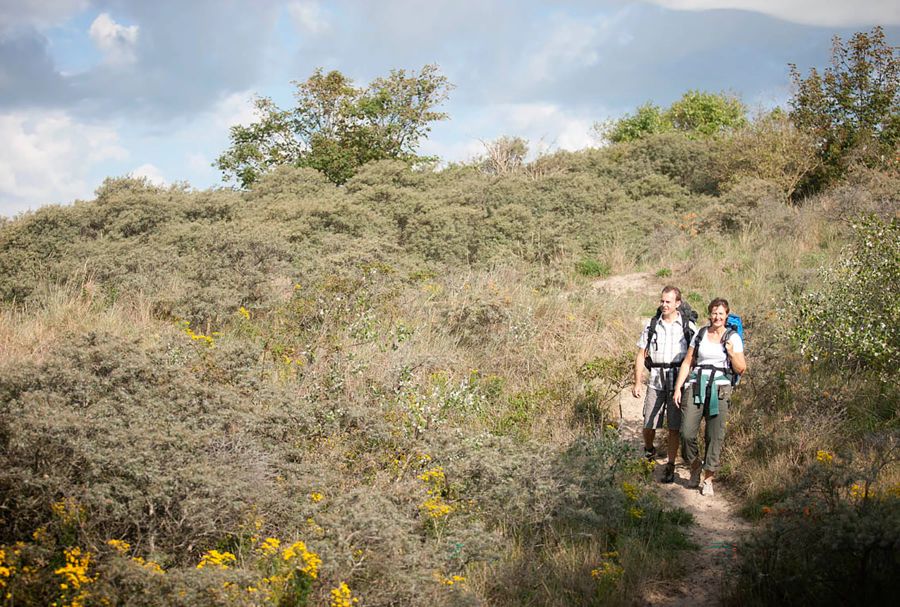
[[643, 301, 698, 371]]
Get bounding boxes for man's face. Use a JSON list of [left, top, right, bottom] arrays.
[[660, 291, 680, 316]]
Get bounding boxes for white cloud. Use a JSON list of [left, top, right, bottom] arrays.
[[495, 103, 596, 151], [0, 110, 127, 216], [646, 1, 900, 26], [287, 1, 331, 35], [129, 163, 166, 186], [422, 102, 598, 166], [89, 12, 139, 66], [418, 137, 486, 165], [209, 90, 259, 129]]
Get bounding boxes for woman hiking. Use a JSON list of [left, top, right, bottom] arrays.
[[673, 298, 747, 496]]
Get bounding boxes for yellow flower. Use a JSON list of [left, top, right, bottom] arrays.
[[107, 539, 131, 554], [281, 541, 321, 579], [329, 582, 360, 607], [54, 547, 95, 590], [621, 482, 639, 502], [422, 497, 454, 519], [196, 550, 236, 570], [238, 306, 251, 320], [131, 556, 165, 574], [849, 483, 867, 500], [417, 466, 446, 485], [310, 492, 324, 503], [442, 575, 466, 587], [816, 450, 834, 463], [257, 537, 281, 556], [0, 549, 12, 589], [628, 506, 645, 520], [591, 550, 624, 584], [51, 497, 85, 525]]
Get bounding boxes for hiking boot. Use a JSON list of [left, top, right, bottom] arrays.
[[661, 462, 676, 483], [643, 446, 657, 460], [688, 461, 702, 488], [700, 478, 714, 496]]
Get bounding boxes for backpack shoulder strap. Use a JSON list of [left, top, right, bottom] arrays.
[[680, 309, 696, 344], [691, 326, 708, 367], [646, 309, 662, 351]]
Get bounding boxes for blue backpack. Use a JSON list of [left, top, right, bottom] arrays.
[[726, 313, 744, 340]]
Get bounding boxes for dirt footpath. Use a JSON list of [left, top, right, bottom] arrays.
[[618, 389, 750, 606]]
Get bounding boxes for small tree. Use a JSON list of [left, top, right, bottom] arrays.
[[597, 91, 746, 144], [216, 65, 453, 187], [595, 102, 671, 143], [789, 27, 900, 193], [479, 136, 528, 175], [667, 90, 747, 137]]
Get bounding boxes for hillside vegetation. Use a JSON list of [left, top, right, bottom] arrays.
[[1, 29, 898, 607]]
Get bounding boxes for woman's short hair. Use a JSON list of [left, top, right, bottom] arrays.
[[708, 298, 730, 314]]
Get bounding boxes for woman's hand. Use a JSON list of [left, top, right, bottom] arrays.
[[673, 385, 683, 405], [725, 339, 747, 374]]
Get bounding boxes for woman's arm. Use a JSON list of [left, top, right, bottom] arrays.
[[726, 340, 747, 374], [672, 347, 694, 405]]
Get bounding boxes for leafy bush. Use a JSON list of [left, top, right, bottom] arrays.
[[575, 257, 611, 278], [790, 216, 899, 376], [729, 440, 900, 606]]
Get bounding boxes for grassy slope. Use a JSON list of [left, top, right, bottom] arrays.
[[0, 140, 897, 606]]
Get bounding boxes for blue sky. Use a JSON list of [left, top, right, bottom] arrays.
[[0, 0, 897, 217]]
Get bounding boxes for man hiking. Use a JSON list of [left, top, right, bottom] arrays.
[[632, 286, 696, 483]]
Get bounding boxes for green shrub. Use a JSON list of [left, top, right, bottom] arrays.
[[729, 441, 900, 606], [789, 215, 899, 377], [575, 257, 611, 278]]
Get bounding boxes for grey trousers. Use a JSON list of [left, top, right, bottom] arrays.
[[680, 383, 733, 473]]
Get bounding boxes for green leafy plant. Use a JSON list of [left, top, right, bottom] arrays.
[[789, 27, 900, 193], [216, 65, 453, 186], [575, 257, 611, 278], [789, 215, 899, 377]]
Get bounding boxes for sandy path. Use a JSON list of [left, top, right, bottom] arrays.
[[618, 389, 750, 606]]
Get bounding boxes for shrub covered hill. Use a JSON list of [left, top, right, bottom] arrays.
[[1, 29, 899, 603], [2, 131, 898, 606]]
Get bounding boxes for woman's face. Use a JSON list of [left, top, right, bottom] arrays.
[[709, 305, 728, 328]]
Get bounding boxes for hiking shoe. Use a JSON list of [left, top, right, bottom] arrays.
[[700, 478, 714, 496], [661, 462, 676, 483], [688, 461, 702, 488], [643, 446, 657, 460]]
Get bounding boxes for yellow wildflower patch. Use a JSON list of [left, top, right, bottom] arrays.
[[621, 481, 639, 502], [55, 547, 94, 589], [816, 450, 834, 463], [196, 550, 236, 570], [257, 537, 281, 556], [281, 541, 321, 579], [106, 539, 131, 554], [329, 582, 360, 607], [422, 496, 454, 519]]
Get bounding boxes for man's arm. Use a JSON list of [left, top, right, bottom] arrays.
[[632, 347, 645, 398]]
